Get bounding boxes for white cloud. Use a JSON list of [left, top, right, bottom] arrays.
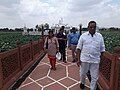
[[0, 0, 120, 28], [69, 0, 103, 12], [13, 0, 70, 27], [65, 0, 120, 27], [0, 5, 23, 28]]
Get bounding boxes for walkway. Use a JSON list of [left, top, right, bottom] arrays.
[[18, 50, 90, 90]]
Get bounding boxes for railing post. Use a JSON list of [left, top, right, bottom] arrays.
[[30, 39, 33, 61], [0, 57, 3, 90], [40, 38, 43, 51], [42, 36, 45, 51], [109, 54, 116, 90], [38, 39, 41, 54], [16, 40, 22, 70], [113, 47, 120, 90]]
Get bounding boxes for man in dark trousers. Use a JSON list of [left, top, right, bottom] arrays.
[[56, 26, 67, 63]]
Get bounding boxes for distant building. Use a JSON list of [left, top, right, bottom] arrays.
[[22, 25, 29, 35], [22, 24, 41, 35], [51, 18, 71, 34]]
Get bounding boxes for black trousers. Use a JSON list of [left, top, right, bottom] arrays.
[[59, 47, 66, 61]]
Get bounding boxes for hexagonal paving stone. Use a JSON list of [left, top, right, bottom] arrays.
[[60, 62, 72, 66], [38, 62, 45, 66], [21, 78, 32, 86], [19, 82, 42, 90], [37, 77, 54, 86], [18, 50, 90, 90], [44, 83, 67, 90], [69, 83, 90, 90], [67, 56, 73, 62], [55, 61, 62, 65], [68, 65, 80, 81], [59, 77, 77, 87], [41, 55, 50, 63], [30, 65, 50, 80], [49, 64, 66, 80]]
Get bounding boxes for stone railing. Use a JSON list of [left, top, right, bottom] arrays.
[[0, 39, 45, 90], [98, 46, 120, 90]]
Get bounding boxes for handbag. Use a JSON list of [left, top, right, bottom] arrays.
[[56, 52, 61, 60]]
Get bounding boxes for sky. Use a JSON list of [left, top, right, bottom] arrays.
[[0, 0, 120, 28]]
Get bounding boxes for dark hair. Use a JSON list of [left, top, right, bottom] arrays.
[[59, 26, 65, 32], [48, 30, 53, 34], [60, 26, 65, 30], [72, 27, 76, 30], [48, 30, 54, 38], [61, 26, 65, 29], [88, 21, 96, 26]]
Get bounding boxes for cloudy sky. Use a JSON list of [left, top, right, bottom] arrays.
[[0, 0, 120, 28]]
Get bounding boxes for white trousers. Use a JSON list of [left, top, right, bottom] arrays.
[[80, 62, 99, 90]]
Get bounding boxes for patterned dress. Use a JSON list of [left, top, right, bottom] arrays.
[[44, 37, 59, 57]]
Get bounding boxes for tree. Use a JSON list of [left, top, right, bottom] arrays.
[[35, 25, 38, 30], [37, 24, 45, 36]]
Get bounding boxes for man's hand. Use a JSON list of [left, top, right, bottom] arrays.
[[76, 49, 81, 67], [77, 61, 81, 67]]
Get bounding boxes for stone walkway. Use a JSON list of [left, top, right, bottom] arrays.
[[18, 50, 90, 90]]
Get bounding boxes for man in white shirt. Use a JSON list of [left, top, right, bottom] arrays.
[[76, 21, 105, 90]]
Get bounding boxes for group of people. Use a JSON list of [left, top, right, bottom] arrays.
[[44, 21, 105, 90]]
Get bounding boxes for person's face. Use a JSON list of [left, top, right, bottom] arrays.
[[60, 29, 64, 33], [72, 29, 76, 33], [88, 23, 96, 34], [49, 32, 53, 37]]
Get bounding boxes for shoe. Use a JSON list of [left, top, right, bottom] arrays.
[[50, 67, 53, 70], [50, 67, 56, 71], [80, 83, 85, 89], [53, 67, 56, 71]]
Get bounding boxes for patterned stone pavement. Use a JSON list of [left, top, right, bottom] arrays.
[[18, 50, 90, 90]]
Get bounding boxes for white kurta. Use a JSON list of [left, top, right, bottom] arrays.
[[76, 31, 105, 63]]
